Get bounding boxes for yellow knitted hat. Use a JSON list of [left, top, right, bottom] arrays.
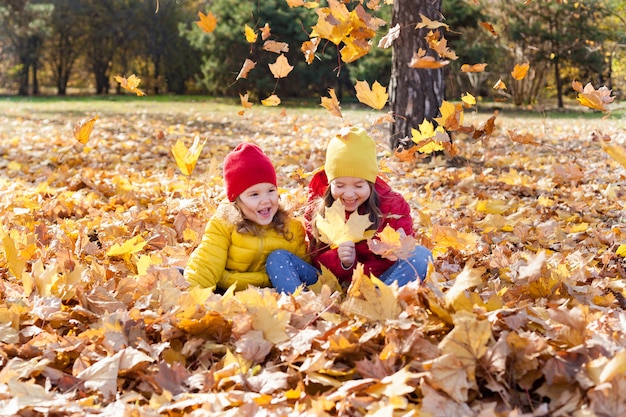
[[325, 126, 378, 183]]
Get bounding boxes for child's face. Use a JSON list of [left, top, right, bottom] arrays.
[[329, 177, 371, 213], [236, 182, 279, 225]]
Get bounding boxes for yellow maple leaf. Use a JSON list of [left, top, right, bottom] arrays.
[[114, 74, 146, 96], [444, 260, 485, 311], [601, 142, 626, 169], [261, 94, 281, 106], [268, 54, 294, 78], [434, 100, 464, 131], [461, 93, 476, 107], [354, 80, 388, 110], [341, 264, 401, 321], [340, 37, 370, 63], [320, 88, 342, 118], [73, 115, 98, 145], [315, 199, 373, 248], [244, 24, 257, 43], [171, 135, 206, 176], [196, 11, 217, 33], [511, 62, 530, 80], [106, 236, 147, 257]]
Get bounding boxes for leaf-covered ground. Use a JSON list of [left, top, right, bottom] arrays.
[[1, 98, 626, 416]]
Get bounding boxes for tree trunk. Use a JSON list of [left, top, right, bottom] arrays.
[[389, 0, 445, 150]]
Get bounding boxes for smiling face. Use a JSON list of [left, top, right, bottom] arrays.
[[236, 182, 279, 225], [329, 176, 371, 213]]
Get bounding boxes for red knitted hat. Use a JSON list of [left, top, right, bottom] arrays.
[[223, 143, 277, 201]]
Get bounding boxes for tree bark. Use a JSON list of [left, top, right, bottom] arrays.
[[389, 0, 445, 150]]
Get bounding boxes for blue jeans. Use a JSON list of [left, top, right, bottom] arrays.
[[379, 245, 432, 287], [266, 250, 320, 294], [266, 246, 433, 294]]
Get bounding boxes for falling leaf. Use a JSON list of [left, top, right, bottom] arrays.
[[268, 54, 294, 78], [261, 94, 281, 106], [479, 21, 498, 36], [378, 24, 400, 49], [263, 40, 289, 54], [196, 11, 217, 33], [409, 53, 450, 69], [434, 100, 464, 131], [239, 92, 253, 110], [572, 80, 615, 113], [171, 134, 206, 176], [260, 22, 271, 40], [320, 88, 342, 118], [114, 74, 146, 96], [600, 142, 626, 169], [493, 78, 507, 90], [73, 115, 98, 145], [415, 13, 449, 30], [507, 129, 540, 146], [301, 37, 320, 64], [461, 93, 476, 107], [315, 199, 373, 248], [236, 59, 257, 80], [461, 63, 487, 73], [244, 24, 257, 43], [354, 80, 388, 110], [511, 63, 530, 80]]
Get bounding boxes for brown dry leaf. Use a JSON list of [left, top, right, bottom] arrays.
[[263, 40, 289, 54], [320, 88, 342, 118], [378, 23, 400, 49], [507, 129, 540, 146], [260, 22, 271, 40], [415, 13, 449, 30], [236, 59, 257, 80]]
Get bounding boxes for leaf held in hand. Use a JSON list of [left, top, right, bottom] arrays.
[[315, 199, 373, 248]]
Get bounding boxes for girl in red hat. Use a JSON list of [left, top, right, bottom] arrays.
[[183, 143, 317, 292]]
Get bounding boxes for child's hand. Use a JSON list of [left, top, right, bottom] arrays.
[[337, 241, 356, 268]]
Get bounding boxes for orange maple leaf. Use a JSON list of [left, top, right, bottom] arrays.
[[355, 80, 388, 110], [73, 115, 98, 145], [409, 50, 450, 69], [320, 88, 342, 118], [114, 74, 146, 96], [493, 78, 507, 90], [368, 225, 417, 261], [260, 23, 271, 40], [196, 11, 217, 33], [511, 63, 530, 80], [301, 37, 320, 64]]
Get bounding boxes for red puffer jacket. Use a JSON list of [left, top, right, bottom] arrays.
[[304, 169, 414, 283]]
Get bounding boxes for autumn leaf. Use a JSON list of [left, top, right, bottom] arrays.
[[378, 23, 400, 49], [479, 21, 498, 36], [236, 58, 256, 80], [244, 24, 257, 43], [196, 11, 217, 33], [171, 134, 206, 176], [461, 93, 476, 107], [269, 54, 294, 79], [260, 22, 271, 40], [315, 199, 373, 248], [238, 92, 253, 115], [409, 51, 450, 69], [341, 264, 401, 321], [354, 80, 388, 110], [263, 40, 289, 54], [301, 37, 320, 64], [507, 129, 540, 146], [600, 142, 626, 169], [106, 235, 146, 257], [493, 78, 507, 90], [415, 13, 449, 30], [261, 94, 281, 106], [572, 80, 615, 113], [73, 115, 98, 145], [434, 100, 464, 131], [114, 74, 146, 96], [444, 259, 484, 311], [367, 224, 417, 261], [461, 63, 487, 73], [320, 88, 342, 118], [511, 62, 530, 80]]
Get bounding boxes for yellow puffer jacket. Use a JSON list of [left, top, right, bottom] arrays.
[[184, 208, 308, 291]]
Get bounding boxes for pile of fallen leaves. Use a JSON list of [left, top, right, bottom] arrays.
[[1, 100, 626, 416]]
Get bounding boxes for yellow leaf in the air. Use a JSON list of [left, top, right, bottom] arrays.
[[114, 74, 146, 96], [572, 81, 615, 113], [511, 62, 530, 80], [320, 88, 342, 118], [171, 135, 206, 176], [106, 236, 147, 257], [244, 24, 257, 43], [493, 78, 507, 90], [73, 115, 98, 145], [268, 54, 294, 78], [315, 199, 373, 248], [601, 142, 626, 169], [261, 94, 281, 106], [354, 80, 388, 110], [461, 93, 476, 107], [434, 100, 463, 131], [196, 11, 217, 33]]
